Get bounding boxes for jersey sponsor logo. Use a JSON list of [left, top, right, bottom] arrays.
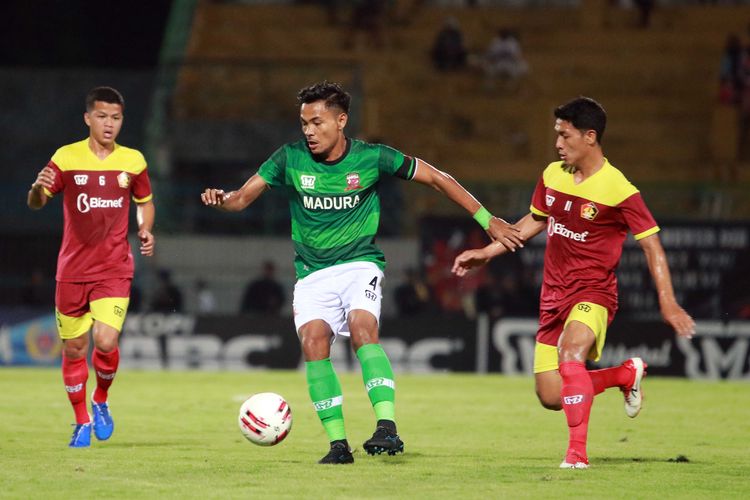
[[74, 174, 88, 186], [117, 171, 131, 189], [302, 194, 360, 210], [65, 383, 84, 393], [345, 172, 362, 191], [577, 303, 592, 313], [300, 175, 316, 190], [580, 202, 598, 221], [563, 395, 583, 405], [546, 194, 555, 207], [114, 305, 125, 318], [77, 193, 124, 213], [364, 289, 377, 301], [547, 216, 589, 242]]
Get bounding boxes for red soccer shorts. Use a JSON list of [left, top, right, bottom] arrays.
[[55, 278, 131, 339]]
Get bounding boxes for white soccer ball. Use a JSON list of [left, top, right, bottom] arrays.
[[238, 392, 293, 446]]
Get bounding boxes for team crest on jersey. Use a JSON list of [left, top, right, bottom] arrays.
[[546, 194, 555, 207], [117, 171, 131, 189], [300, 175, 316, 190], [74, 174, 88, 186], [345, 172, 362, 191], [580, 202, 599, 221]]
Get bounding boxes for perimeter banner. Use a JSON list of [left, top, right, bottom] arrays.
[[120, 314, 750, 379], [2, 312, 748, 379]]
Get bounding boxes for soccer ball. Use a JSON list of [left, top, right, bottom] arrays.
[[238, 392, 292, 446]]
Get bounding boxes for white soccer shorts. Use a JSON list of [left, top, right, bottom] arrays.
[[293, 261, 384, 338]]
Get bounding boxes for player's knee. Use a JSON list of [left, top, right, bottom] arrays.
[[299, 331, 330, 360], [350, 332, 378, 352], [95, 337, 119, 353], [63, 342, 87, 359]]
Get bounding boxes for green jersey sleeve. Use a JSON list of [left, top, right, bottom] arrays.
[[257, 146, 288, 186], [376, 144, 416, 180]]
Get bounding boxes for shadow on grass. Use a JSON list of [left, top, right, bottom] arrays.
[[597, 455, 692, 465], [101, 441, 184, 448], [519, 454, 693, 470]]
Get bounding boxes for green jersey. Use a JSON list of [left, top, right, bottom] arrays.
[[257, 138, 416, 279]]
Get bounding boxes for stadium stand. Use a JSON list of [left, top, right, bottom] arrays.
[[172, 1, 750, 187]]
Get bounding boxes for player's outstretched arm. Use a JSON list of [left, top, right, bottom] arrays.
[[201, 174, 269, 212], [452, 213, 546, 276], [136, 200, 155, 257], [27, 165, 55, 210], [638, 233, 696, 338], [411, 158, 524, 251]]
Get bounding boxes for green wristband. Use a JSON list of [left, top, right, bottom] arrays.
[[473, 206, 493, 230]]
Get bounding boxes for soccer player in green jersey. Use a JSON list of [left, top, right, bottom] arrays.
[[201, 81, 523, 464]]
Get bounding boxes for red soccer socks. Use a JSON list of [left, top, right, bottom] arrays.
[[588, 362, 633, 395], [62, 353, 90, 424], [92, 347, 119, 404], [559, 361, 593, 464]]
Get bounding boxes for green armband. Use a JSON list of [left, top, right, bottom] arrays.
[[472, 206, 493, 230]]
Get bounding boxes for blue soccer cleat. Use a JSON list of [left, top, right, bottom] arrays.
[[69, 422, 92, 448], [91, 400, 114, 441]]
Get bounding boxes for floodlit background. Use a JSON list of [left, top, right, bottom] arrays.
[[1, 0, 749, 377]]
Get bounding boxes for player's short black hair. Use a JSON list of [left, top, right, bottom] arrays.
[[554, 96, 606, 143], [297, 81, 350, 114], [86, 86, 125, 112]]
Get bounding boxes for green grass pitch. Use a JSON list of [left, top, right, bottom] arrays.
[[1, 368, 749, 499]]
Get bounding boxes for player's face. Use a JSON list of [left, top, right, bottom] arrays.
[[300, 100, 347, 160], [84, 101, 123, 147], [554, 119, 595, 167]]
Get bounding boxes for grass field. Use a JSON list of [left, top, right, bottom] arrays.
[[1, 368, 749, 499]]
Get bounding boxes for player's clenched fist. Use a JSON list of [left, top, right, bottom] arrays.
[[201, 188, 231, 206], [138, 229, 155, 257], [32, 166, 56, 190]]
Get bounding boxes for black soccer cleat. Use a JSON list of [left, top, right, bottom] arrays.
[[318, 441, 354, 465], [363, 426, 404, 456]]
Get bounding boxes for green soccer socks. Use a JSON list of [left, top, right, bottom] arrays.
[[306, 358, 346, 442], [356, 343, 396, 422]]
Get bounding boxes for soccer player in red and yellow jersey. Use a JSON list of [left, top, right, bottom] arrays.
[[27, 87, 155, 448], [452, 97, 695, 468]]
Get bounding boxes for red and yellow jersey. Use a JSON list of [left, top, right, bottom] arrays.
[[43, 139, 153, 282], [530, 160, 658, 312]]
